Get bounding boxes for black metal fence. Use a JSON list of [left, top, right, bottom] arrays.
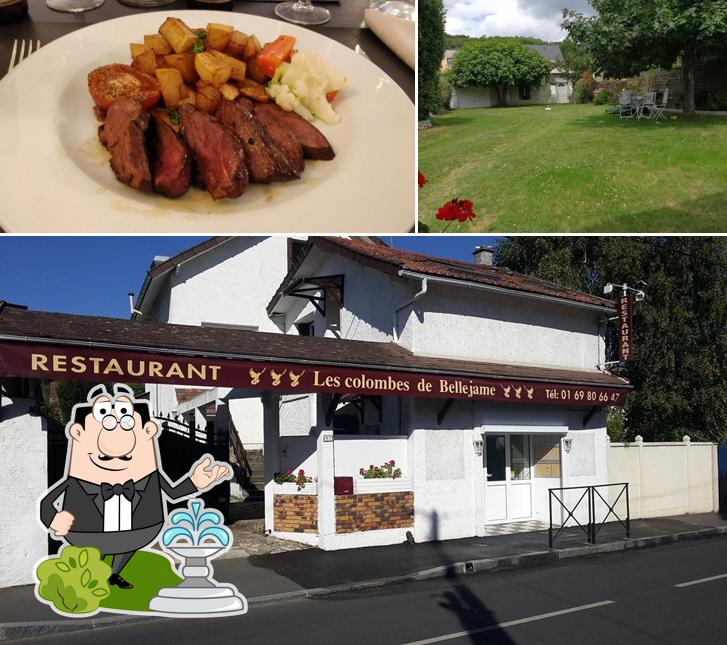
[[548, 483, 630, 548]]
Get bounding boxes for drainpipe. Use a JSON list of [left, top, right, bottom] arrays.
[[393, 275, 428, 342]]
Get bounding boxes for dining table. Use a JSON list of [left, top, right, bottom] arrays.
[[0, 0, 413, 94], [0, 0, 414, 232]]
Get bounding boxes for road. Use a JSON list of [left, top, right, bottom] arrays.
[[30, 536, 727, 644]]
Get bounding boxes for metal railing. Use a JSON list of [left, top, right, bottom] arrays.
[[548, 483, 630, 548]]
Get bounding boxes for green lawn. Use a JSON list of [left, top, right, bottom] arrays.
[[418, 104, 727, 232]]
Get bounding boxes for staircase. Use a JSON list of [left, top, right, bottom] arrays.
[[227, 415, 265, 516]]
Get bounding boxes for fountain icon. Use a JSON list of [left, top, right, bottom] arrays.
[[149, 500, 247, 616]]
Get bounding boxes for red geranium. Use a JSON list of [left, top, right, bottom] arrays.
[[436, 199, 476, 222], [418, 171, 428, 188]]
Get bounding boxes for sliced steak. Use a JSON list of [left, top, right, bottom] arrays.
[[255, 103, 335, 161], [251, 102, 305, 176], [178, 103, 248, 200], [149, 114, 192, 199], [217, 100, 298, 183], [98, 97, 152, 192]]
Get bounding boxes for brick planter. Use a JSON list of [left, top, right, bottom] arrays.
[[273, 494, 318, 533], [335, 492, 414, 534]]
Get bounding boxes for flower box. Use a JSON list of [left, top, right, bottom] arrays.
[[274, 483, 318, 495], [354, 478, 412, 494]]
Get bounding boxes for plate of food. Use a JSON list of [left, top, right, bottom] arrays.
[[0, 11, 413, 233]]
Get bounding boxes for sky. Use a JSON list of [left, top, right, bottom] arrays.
[[444, 0, 595, 43], [0, 236, 503, 319]]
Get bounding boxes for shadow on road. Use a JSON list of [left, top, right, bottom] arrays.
[[430, 511, 516, 644]]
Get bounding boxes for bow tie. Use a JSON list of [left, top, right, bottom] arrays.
[[100, 480, 135, 502]]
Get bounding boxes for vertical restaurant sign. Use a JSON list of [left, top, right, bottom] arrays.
[[618, 294, 634, 362]]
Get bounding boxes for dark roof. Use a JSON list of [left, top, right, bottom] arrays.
[[526, 45, 563, 63], [268, 237, 615, 314], [0, 305, 628, 389]]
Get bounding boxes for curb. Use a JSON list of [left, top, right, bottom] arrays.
[[3, 525, 727, 641]]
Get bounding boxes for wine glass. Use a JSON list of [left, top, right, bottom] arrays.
[[275, 0, 331, 26], [46, 0, 104, 12]]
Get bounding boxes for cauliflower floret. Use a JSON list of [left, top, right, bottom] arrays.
[[268, 51, 347, 125]]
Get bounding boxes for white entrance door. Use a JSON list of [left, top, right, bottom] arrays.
[[485, 434, 533, 524]]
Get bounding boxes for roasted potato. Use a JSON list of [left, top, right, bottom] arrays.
[[196, 81, 222, 113], [194, 51, 231, 87], [235, 78, 269, 103], [179, 84, 197, 106], [242, 35, 262, 61], [159, 17, 198, 54], [164, 53, 198, 84], [220, 83, 240, 101], [132, 49, 157, 77], [130, 42, 149, 59], [144, 34, 173, 56], [245, 57, 269, 84], [205, 23, 234, 51], [208, 50, 246, 82], [225, 30, 249, 58], [155, 67, 184, 108]]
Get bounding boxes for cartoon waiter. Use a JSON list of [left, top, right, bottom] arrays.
[[38, 384, 231, 590]]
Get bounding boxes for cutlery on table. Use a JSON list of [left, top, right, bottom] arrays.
[[7, 39, 42, 74]]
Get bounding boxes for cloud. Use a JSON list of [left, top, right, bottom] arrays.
[[444, 0, 595, 42]]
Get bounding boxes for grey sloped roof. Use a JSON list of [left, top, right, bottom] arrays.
[[526, 45, 563, 63]]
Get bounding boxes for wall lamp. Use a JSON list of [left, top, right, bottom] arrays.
[[562, 438, 573, 453], [473, 429, 484, 456]]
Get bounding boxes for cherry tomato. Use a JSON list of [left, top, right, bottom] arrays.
[[88, 64, 161, 110]]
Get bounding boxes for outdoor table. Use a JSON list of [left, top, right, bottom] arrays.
[[0, 0, 413, 232], [0, 1, 413, 97]]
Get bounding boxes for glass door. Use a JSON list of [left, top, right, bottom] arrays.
[[484, 434, 533, 524]]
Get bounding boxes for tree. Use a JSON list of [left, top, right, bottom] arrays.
[[494, 237, 727, 443], [563, 1, 727, 114], [449, 40, 552, 107], [418, 0, 446, 121], [557, 37, 593, 92]]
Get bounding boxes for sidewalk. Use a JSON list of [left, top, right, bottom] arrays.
[[2, 512, 727, 640]]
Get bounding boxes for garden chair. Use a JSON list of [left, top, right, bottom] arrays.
[[619, 91, 635, 119], [641, 92, 657, 119], [650, 88, 670, 121]]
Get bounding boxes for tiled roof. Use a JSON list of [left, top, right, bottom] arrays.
[[267, 237, 615, 313], [0, 305, 627, 389]]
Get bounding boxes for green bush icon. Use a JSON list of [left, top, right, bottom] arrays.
[[35, 546, 112, 615]]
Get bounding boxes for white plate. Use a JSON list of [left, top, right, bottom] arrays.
[[0, 11, 414, 233]]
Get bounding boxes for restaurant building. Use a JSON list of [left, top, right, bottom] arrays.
[[0, 237, 630, 585]]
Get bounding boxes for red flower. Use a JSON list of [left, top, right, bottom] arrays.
[[287, 469, 293, 475], [299, 469, 305, 475], [359, 468, 364, 475], [418, 171, 428, 189], [369, 464, 374, 469], [436, 199, 476, 223], [390, 460, 395, 465]]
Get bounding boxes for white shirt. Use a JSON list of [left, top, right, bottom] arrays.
[[103, 494, 132, 532]]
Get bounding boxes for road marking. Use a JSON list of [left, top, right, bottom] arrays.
[[675, 573, 727, 588], [403, 600, 615, 645]]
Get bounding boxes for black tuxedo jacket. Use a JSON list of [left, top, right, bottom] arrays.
[[39, 471, 198, 532]]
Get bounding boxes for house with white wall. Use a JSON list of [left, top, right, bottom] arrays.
[[132, 237, 629, 548], [449, 44, 573, 109]]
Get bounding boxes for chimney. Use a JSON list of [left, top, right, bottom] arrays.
[[472, 245, 495, 266]]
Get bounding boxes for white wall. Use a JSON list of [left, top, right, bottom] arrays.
[[411, 399, 479, 542], [609, 437, 719, 519], [450, 86, 496, 109], [406, 284, 604, 371], [1, 399, 47, 587], [334, 435, 408, 478]]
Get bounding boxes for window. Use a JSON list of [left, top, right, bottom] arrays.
[[296, 321, 314, 336], [518, 85, 531, 100], [332, 396, 382, 435]]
